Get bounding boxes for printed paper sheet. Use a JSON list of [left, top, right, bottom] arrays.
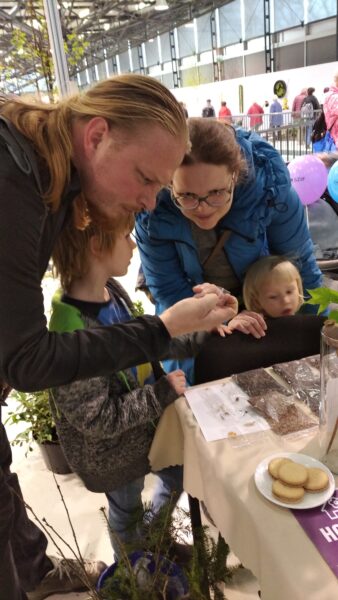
[[184, 380, 270, 442]]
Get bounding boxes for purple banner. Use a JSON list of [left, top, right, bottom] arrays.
[[292, 489, 338, 577]]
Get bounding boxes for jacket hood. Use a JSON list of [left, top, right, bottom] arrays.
[[49, 289, 85, 333], [139, 128, 291, 243], [229, 129, 291, 233]]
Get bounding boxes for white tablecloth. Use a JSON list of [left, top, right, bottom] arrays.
[[149, 384, 338, 600]]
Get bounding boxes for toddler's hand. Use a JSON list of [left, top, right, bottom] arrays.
[[166, 370, 187, 395], [222, 311, 267, 339], [213, 323, 230, 338]]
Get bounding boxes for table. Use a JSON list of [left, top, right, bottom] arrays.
[[149, 379, 338, 600]]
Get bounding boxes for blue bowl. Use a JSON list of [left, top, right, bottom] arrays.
[[97, 550, 189, 599]]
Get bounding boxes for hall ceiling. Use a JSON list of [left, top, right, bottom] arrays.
[[0, 1, 233, 81]]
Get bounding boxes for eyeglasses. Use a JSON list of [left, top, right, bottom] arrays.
[[170, 174, 235, 211]]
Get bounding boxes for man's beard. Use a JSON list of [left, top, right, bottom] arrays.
[[86, 196, 130, 232]]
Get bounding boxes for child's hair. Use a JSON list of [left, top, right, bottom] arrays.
[[243, 255, 304, 313], [52, 195, 134, 290]]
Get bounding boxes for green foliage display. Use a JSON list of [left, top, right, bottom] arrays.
[[99, 501, 234, 599], [64, 32, 89, 68], [5, 389, 56, 452], [306, 287, 338, 322], [0, 0, 88, 98]]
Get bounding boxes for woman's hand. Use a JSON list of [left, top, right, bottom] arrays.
[[192, 283, 239, 337], [166, 369, 186, 395], [192, 283, 238, 312], [192, 283, 230, 301], [160, 293, 238, 338], [222, 310, 267, 339]]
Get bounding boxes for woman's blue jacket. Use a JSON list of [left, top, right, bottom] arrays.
[[136, 128, 322, 317]]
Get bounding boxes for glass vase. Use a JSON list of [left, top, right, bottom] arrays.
[[320, 322, 338, 474]]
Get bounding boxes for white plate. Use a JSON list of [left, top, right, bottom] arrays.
[[254, 452, 335, 509]]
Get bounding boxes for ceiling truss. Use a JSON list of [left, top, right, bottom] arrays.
[[0, 0, 233, 88]]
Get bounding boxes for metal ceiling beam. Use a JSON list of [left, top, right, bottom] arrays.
[[43, 0, 71, 96], [0, 7, 35, 34], [0, 0, 235, 87]]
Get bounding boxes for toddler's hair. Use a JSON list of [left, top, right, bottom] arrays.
[[52, 195, 135, 290], [243, 255, 304, 313]]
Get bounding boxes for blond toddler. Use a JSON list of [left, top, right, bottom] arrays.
[[224, 256, 303, 337]]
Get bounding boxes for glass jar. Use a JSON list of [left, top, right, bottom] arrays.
[[320, 321, 338, 473]]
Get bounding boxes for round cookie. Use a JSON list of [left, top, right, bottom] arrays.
[[304, 467, 329, 493], [272, 480, 305, 503], [278, 461, 308, 487], [268, 457, 293, 479]]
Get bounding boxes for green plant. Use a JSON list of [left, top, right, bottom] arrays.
[[5, 389, 56, 452], [20, 471, 235, 599], [0, 0, 88, 98], [131, 301, 145, 318], [306, 287, 338, 322], [99, 500, 234, 599]]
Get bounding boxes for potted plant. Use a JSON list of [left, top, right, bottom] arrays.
[[5, 388, 72, 474], [97, 549, 190, 600], [96, 502, 234, 600]]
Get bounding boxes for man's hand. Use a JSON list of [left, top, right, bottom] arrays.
[[222, 310, 267, 339], [160, 293, 238, 338]]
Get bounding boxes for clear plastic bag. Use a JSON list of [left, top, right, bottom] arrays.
[[272, 356, 320, 416]]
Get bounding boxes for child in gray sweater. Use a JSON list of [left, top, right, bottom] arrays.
[[50, 200, 204, 557]]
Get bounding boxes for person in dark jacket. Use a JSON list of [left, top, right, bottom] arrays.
[[202, 99, 215, 118], [301, 86, 321, 113], [0, 76, 236, 600], [136, 118, 323, 382], [301, 87, 321, 146]]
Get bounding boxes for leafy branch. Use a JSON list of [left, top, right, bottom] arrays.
[[306, 287, 338, 322], [131, 301, 145, 318], [5, 389, 56, 452], [1, 0, 88, 98]]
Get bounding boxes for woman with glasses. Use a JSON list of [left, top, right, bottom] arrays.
[[135, 118, 322, 381]]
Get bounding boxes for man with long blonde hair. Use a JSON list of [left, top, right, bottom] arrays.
[[0, 75, 237, 600]]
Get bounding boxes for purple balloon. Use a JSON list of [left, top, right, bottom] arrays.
[[287, 155, 328, 206]]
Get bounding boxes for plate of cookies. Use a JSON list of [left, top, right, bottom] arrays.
[[254, 452, 335, 509]]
